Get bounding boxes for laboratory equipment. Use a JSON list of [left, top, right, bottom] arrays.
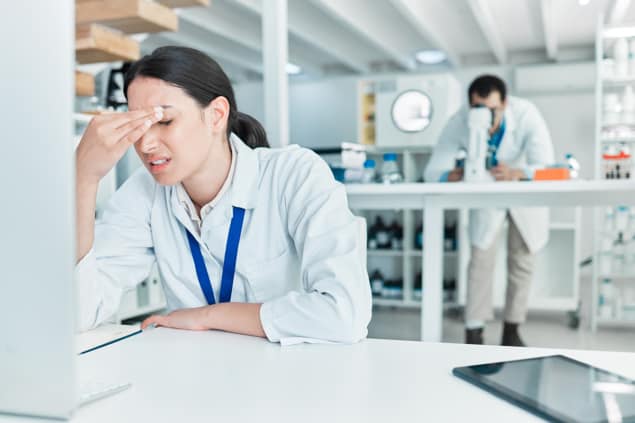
[[380, 153, 404, 183], [464, 107, 493, 182], [361, 159, 377, 183]]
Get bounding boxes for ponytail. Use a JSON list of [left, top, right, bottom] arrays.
[[230, 112, 269, 148]]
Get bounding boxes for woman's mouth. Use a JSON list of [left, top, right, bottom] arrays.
[[149, 158, 172, 173]]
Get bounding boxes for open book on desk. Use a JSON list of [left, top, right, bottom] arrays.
[[76, 323, 142, 355]]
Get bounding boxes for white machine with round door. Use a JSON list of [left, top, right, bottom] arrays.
[[375, 73, 461, 148]]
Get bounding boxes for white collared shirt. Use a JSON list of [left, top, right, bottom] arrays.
[[175, 141, 236, 235], [75, 133, 372, 344]]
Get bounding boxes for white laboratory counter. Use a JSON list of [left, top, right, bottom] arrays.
[[2, 328, 635, 423], [346, 180, 635, 342]]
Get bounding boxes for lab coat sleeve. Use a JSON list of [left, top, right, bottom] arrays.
[[424, 112, 464, 182], [75, 169, 156, 331], [521, 103, 555, 177], [259, 150, 373, 344]]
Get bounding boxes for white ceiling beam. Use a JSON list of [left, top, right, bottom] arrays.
[[311, 0, 416, 70], [176, 7, 260, 51], [607, 0, 632, 25], [540, 0, 558, 61], [178, 4, 323, 77], [287, 2, 370, 73], [467, 0, 508, 64], [225, 0, 370, 74], [152, 32, 263, 74], [388, 0, 461, 67]]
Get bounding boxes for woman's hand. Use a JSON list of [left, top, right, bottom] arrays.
[[141, 306, 211, 331], [490, 163, 525, 181], [76, 107, 163, 185]]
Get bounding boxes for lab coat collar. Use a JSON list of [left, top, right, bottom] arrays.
[[502, 97, 517, 133], [228, 132, 260, 210]]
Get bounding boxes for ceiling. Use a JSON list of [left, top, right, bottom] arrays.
[[140, 0, 635, 82]]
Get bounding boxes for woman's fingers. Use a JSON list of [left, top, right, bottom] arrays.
[[141, 314, 169, 330], [115, 109, 163, 144], [98, 106, 161, 130]]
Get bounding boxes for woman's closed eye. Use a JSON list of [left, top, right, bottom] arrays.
[[158, 119, 173, 126]]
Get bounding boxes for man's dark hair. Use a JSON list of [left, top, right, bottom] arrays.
[[468, 75, 507, 104]]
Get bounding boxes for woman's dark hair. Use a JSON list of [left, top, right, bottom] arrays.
[[123, 46, 269, 148], [468, 74, 507, 104]]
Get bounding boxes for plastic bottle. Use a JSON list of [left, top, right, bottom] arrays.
[[565, 153, 580, 179], [370, 270, 385, 297], [390, 219, 403, 250], [373, 216, 391, 249], [361, 159, 377, 184], [414, 223, 424, 250], [599, 278, 615, 318], [380, 153, 403, 184], [615, 38, 629, 77]]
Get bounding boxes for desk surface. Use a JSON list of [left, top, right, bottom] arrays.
[[3, 329, 635, 422], [346, 179, 635, 209]]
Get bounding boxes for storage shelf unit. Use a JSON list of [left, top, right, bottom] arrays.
[[592, 16, 635, 330]]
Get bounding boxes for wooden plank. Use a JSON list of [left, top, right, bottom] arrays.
[[76, 24, 140, 64], [75, 71, 95, 96], [155, 0, 209, 7], [76, 0, 178, 34]]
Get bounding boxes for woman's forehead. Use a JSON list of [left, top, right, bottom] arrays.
[[127, 77, 185, 110]]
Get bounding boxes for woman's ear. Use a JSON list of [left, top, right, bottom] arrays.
[[205, 96, 230, 134]]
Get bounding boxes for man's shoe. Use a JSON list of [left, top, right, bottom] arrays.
[[501, 322, 526, 347], [465, 327, 484, 344]]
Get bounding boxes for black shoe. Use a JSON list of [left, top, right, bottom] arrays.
[[501, 322, 525, 347], [465, 327, 484, 344]]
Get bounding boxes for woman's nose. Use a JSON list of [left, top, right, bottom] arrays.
[[139, 131, 159, 154]]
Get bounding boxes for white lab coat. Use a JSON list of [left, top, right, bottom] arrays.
[[424, 96, 555, 253], [76, 134, 372, 344]]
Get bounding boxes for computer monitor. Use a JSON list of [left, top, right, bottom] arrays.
[[0, 1, 77, 419]]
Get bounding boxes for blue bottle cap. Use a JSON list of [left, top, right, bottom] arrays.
[[383, 153, 397, 161], [363, 159, 376, 168]]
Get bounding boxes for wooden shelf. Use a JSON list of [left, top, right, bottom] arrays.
[[76, 24, 140, 64], [76, 0, 178, 34], [155, 0, 209, 7], [75, 70, 95, 96]]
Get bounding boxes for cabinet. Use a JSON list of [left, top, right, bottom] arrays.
[[592, 17, 635, 330]]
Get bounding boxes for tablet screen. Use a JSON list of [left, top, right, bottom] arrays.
[[453, 355, 635, 423]]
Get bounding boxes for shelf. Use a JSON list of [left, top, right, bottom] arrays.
[[367, 250, 458, 257], [596, 274, 635, 282], [364, 145, 434, 154], [602, 76, 635, 86], [76, 24, 140, 64], [549, 223, 577, 231], [373, 298, 460, 310], [155, 0, 209, 7], [596, 317, 635, 327], [76, 0, 178, 34], [367, 250, 404, 257], [601, 137, 635, 143], [75, 70, 95, 96]]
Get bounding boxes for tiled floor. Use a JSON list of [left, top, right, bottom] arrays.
[[369, 306, 635, 352]]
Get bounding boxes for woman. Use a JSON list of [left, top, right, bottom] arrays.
[[75, 46, 371, 344]]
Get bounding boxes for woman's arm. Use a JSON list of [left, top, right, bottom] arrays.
[[141, 303, 266, 338]]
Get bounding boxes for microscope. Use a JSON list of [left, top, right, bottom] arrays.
[[464, 107, 494, 182]]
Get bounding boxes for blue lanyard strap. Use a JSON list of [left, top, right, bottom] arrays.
[[186, 206, 246, 305]]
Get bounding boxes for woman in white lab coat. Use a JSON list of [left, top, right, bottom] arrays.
[[75, 46, 372, 344]]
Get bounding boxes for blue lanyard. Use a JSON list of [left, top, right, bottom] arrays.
[[185, 206, 246, 305]]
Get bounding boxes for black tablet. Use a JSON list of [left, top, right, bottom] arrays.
[[453, 355, 635, 423]]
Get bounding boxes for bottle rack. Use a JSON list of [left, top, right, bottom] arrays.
[[592, 16, 635, 330]]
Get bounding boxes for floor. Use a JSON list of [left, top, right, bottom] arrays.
[[368, 306, 635, 352]]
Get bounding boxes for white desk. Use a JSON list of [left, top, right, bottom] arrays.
[[3, 328, 635, 422], [347, 180, 635, 342]]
